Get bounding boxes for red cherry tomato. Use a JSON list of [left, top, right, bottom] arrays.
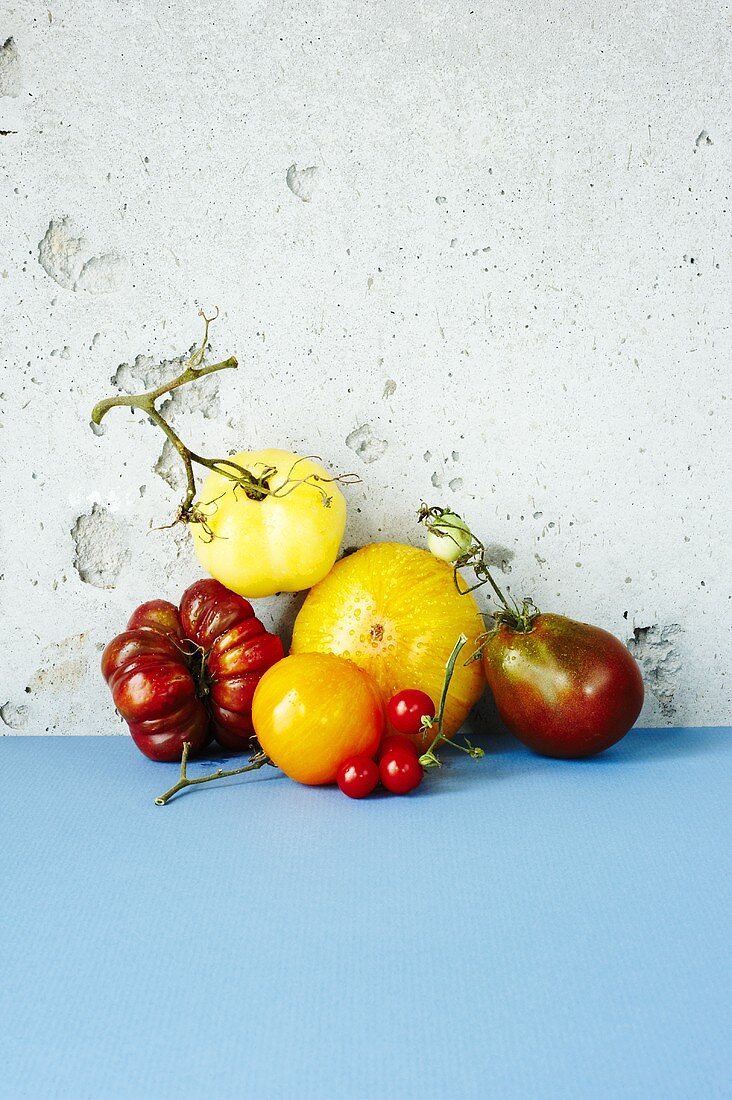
[[387, 689, 436, 737], [379, 748, 423, 795], [482, 613, 645, 758], [337, 755, 380, 799], [379, 734, 419, 760]]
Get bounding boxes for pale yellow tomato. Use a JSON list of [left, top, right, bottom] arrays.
[[291, 542, 486, 749], [252, 653, 384, 785], [191, 449, 347, 599]]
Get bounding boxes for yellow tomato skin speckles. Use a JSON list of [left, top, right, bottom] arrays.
[[252, 653, 383, 785], [291, 542, 485, 749]]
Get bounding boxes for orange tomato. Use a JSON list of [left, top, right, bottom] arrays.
[[251, 653, 384, 785], [291, 542, 485, 750]]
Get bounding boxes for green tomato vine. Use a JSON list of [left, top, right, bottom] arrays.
[[419, 504, 539, 636], [417, 634, 485, 768]]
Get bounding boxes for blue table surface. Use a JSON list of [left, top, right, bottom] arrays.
[[1, 729, 730, 1100]]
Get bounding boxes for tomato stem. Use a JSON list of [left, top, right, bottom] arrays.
[[154, 740, 271, 805], [91, 309, 252, 526], [418, 505, 512, 607], [91, 310, 361, 536], [419, 504, 539, 637], [418, 634, 484, 768]]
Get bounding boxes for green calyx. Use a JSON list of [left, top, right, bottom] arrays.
[[492, 597, 539, 634], [417, 634, 486, 769]]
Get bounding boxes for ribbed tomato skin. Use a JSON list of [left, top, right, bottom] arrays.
[[101, 580, 284, 759], [101, 629, 208, 761], [180, 580, 255, 648], [207, 620, 285, 749], [180, 580, 285, 749], [126, 599, 184, 641], [482, 613, 645, 758]]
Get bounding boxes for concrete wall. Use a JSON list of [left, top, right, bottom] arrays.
[[1, 1, 729, 736]]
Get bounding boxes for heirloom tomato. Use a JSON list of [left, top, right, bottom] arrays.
[[291, 543, 485, 750], [481, 613, 644, 758], [191, 449, 347, 599], [252, 653, 384, 785], [102, 579, 284, 760], [101, 621, 208, 762]]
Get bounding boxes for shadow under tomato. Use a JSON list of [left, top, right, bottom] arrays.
[[168, 712, 727, 807], [452, 685, 728, 780], [582, 725, 727, 764], [368, 778, 445, 800], [476, 723, 728, 767]]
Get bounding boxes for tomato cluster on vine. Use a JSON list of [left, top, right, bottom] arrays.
[[336, 689, 436, 799]]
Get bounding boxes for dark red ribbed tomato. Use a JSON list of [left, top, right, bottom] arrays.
[[101, 580, 284, 761], [481, 613, 644, 758]]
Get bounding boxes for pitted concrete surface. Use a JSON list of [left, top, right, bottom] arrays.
[[0, 3, 729, 734]]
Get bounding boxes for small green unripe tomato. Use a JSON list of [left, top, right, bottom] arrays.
[[426, 512, 473, 562]]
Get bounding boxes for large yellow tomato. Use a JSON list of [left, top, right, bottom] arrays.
[[291, 542, 485, 749], [252, 653, 384, 785], [191, 449, 347, 599]]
